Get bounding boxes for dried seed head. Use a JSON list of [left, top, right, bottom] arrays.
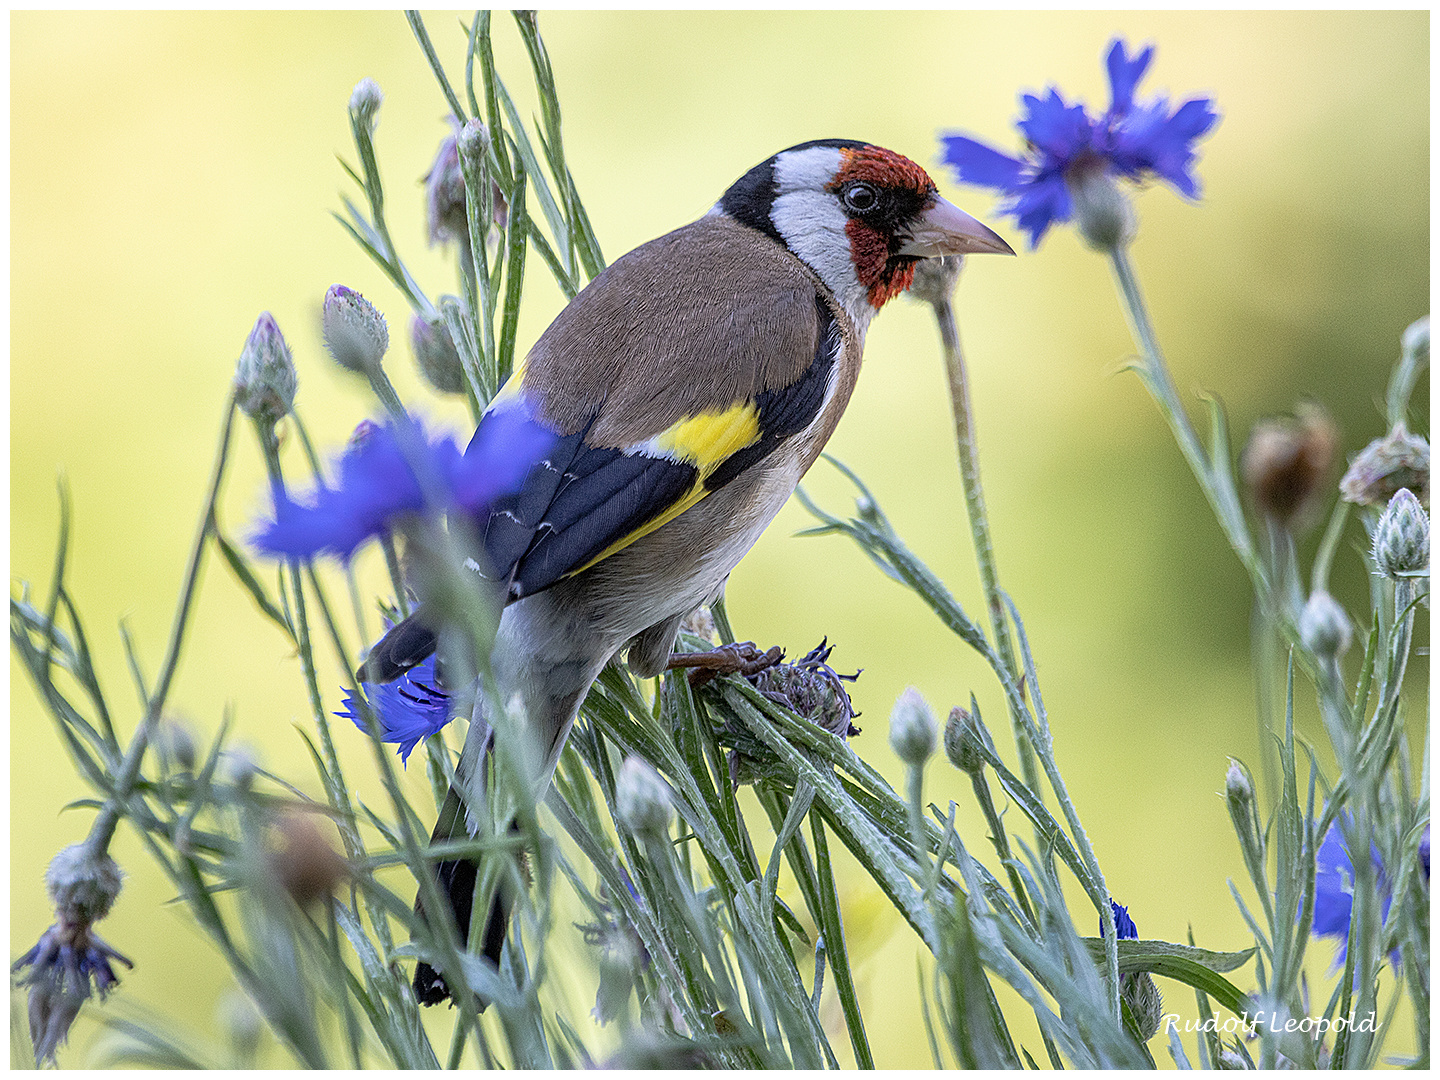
[[424, 128, 467, 247], [1340, 424, 1429, 509], [45, 844, 123, 926], [266, 813, 349, 908], [1372, 488, 1429, 578], [1241, 404, 1338, 528], [322, 284, 389, 374]]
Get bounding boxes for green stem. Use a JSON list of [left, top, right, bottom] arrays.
[[930, 295, 1041, 798], [85, 391, 238, 856], [1106, 246, 1262, 584]]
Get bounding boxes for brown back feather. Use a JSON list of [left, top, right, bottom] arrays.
[[521, 216, 825, 448]]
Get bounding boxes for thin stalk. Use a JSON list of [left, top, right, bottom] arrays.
[[928, 293, 1041, 797], [85, 391, 238, 856], [1106, 245, 1262, 584]]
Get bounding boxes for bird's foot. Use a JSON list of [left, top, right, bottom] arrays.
[[667, 641, 784, 688]]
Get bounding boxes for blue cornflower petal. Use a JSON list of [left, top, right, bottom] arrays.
[[938, 36, 1218, 248], [1312, 818, 1397, 971], [455, 406, 556, 514], [1016, 89, 1094, 162], [1105, 899, 1140, 940], [338, 654, 452, 764], [253, 412, 554, 561], [1010, 172, 1074, 249], [1105, 38, 1155, 118], [938, 135, 1027, 191], [1110, 95, 1220, 198]]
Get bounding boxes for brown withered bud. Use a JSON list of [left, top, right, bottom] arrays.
[[267, 814, 349, 908], [1340, 423, 1429, 509], [1240, 404, 1338, 528]]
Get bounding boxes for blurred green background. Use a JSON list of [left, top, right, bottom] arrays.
[[11, 9, 1428, 1067]]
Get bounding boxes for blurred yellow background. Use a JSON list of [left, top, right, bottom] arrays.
[[11, 9, 1428, 1067]]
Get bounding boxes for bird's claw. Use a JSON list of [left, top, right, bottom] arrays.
[[667, 641, 785, 688]]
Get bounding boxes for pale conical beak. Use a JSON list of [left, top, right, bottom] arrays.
[[897, 195, 1015, 257]]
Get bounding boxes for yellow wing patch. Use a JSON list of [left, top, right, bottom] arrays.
[[565, 402, 762, 577], [650, 401, 761, 471]]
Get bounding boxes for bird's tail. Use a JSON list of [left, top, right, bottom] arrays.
[[412, 729, 514, 1009]]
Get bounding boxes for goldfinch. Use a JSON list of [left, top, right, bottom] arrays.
[[364, 138, 1013, 1005]]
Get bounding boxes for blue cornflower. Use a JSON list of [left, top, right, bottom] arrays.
[[940, 38, 1219, 248], [254, 410, 553, 560], [1312, 819, 1395, 970], [1105, 898, 1139, 940], [338, 654, 452, 764]]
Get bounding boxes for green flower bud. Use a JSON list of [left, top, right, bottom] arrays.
[[159, 719, 197, 772], [322, 284, 389, 374], [348, 77, 382, 132], [456, 119, 492, 202], [1224, 759, 1253, 809], [889, 687, 936, 767], [1123, 970, 1165, 1042], [1299, 590, 1352, 659], [943, 705, 985, 775], [409, 314, 466, 395], [1373, 488, 1429, 578], [233, 312, 296, 424], [615, 756, 673, 839]]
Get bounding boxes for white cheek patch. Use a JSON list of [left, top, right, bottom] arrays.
[[770, 190, 875, 337]]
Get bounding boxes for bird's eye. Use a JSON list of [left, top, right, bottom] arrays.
[[842, 182, 878, 213]]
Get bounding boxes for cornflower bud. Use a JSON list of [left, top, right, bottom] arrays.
[[907, 255, 963, 306], [889, 687, 936, 767], [223, 748, 257, 793], [1103, 900, 1163, 1041], [1224, 760, 1253, 809], [1341, 424, 1429, 509], [1299, 590, 1352, 659], [616, 756, 673, 839], [456, 119, 491, 188], [233, 313, 296, 424], [1240, 404, 1338, 528], [322, 284, 389, 374], [943, 705, 985, 775], [409, 314, 467, 394], [424, 128, 467, 247], [1372, 488, 1429, 578], [158, 719, 197, 772], [348, 77, 382, 132], [266, 813, 349, 908], [219, 989, 263, 1064], [1068, 163, 1136, 251]]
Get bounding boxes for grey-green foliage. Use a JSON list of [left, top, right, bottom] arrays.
[[11, 8, 1425, 1072]]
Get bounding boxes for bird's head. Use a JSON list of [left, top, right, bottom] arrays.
[[714, 139, 1013, 331]]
